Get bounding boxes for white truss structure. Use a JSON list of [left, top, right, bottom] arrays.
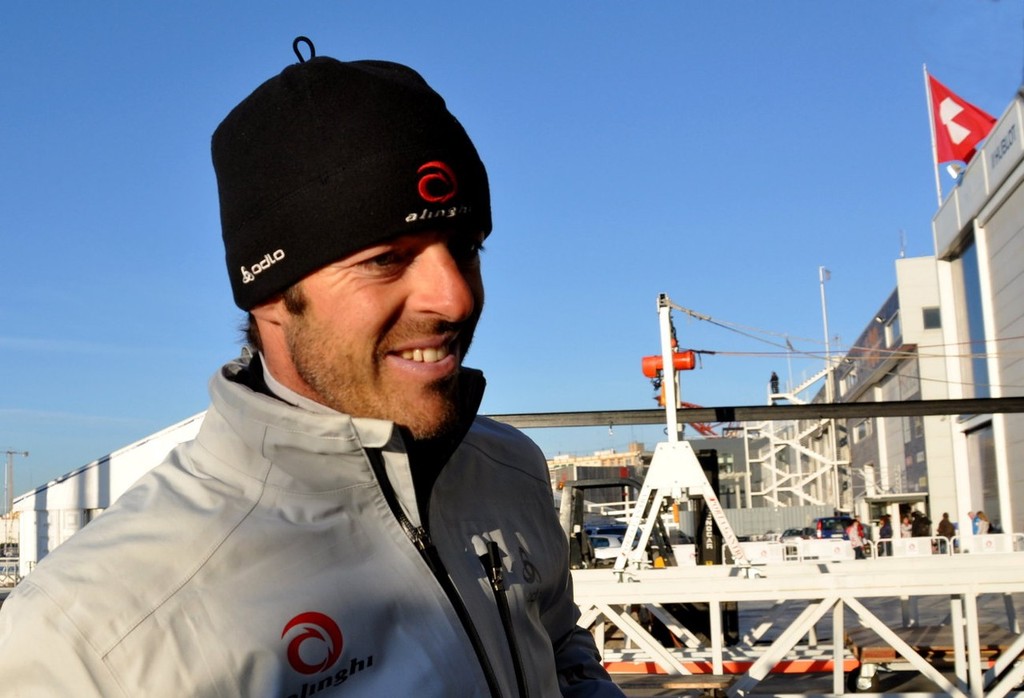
[[743, 366, 851, 511], [578, 295, 1024, 696], [575, 550, 1024, 696]]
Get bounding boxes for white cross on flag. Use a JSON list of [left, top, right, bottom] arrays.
[[928, 74, 996, 166]]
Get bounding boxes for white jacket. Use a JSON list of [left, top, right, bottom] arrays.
[[0, 358, 621, 697]]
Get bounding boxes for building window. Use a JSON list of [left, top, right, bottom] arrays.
[[854, 419, 873, 443], [885, 312, 902, 347], [898, 359, 922, 399], [922, 307, 941, 329], [842, 369, 858, 395], [955, 238, 990, 398], [966, 422, 999, 524]]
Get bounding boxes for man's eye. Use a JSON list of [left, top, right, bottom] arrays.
[[365, 251, 404, 269], [451, 238, 485, 265]]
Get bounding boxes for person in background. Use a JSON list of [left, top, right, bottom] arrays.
[[936, 512, 955, 542], [935, 512, 956, 554], [911, 510, 932, 537], [878, 515, 893, 557], [0, 38, 624, 697], [847, 518, 866, 559], [976, 510, 991, 534]]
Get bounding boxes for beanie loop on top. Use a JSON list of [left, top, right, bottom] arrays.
[[292, 36, 315, 63]]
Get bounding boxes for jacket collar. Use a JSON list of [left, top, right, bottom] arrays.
[[202, 353, 486, 494]]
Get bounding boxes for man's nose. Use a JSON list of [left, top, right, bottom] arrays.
[[411, 243, 479, 321]]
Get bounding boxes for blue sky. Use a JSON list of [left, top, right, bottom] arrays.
[[2, 2, 1022, 495]]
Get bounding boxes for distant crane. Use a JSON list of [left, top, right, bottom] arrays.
[[4, 450, 28, 516], [614, 294, 750, 572], [640, 318, 720, 437]]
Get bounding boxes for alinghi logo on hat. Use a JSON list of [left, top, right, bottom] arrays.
[[406, 160, 472, 224], [417, 161, 457, 203]]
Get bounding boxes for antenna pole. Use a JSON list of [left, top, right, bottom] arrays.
[[4, 451, 28, 516]]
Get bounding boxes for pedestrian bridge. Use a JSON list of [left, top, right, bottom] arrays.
[[575, 545, 1024, 696]]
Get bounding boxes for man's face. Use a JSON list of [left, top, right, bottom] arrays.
[[267, 229, 485, 439]]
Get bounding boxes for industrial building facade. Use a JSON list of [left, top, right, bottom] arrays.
[[931, 87, 1024, 535], [740, 88, 1024, 539]]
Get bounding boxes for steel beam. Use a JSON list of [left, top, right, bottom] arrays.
[[485, 396, 1024, 429]]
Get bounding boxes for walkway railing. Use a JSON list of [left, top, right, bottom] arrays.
[[575, 552, 1024, 696], [0, 557, 20, 588], [870, 533, 1024, 558]]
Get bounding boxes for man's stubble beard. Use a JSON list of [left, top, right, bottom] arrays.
[[281, 288, 477, 440]]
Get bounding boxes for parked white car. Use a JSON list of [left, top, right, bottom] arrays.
[[589, 533, 624, 563], [780, 527, 815, 544]]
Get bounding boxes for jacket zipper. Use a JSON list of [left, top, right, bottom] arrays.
[[479, 540, 530, 698], [367, 449, 504, 698]]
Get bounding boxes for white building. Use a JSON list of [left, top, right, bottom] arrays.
[[836, 257, 956, 524], [731, 87, 1024, 539], [931, 86, 1024, 535], [10, 414, 204, 577]]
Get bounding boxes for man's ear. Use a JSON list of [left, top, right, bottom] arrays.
[[250, 295, 289, 329]]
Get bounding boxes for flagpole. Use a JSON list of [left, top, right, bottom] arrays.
[[923, 64, 942, 207]]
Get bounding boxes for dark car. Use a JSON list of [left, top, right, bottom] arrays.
[[584, 523, 629, 537], [814, 516, 855, 539]]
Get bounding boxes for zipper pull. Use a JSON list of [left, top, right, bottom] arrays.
[[478, 540, 530, 698], [408, 524, 434, 553], [480, 540, 504, 592]]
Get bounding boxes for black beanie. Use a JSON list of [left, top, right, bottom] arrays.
[[212, 43, 491, 310]]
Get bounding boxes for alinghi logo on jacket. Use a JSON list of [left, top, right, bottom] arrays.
[[281, 611, 375, 697]]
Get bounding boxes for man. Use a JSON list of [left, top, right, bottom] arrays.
[[911, 510, 932, 538], [877, 515, 892, 556], [936, 512, 955, 541], [0, 39, 624, 697]]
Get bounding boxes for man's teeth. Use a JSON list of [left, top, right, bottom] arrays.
[[401, 347, 449, 363]]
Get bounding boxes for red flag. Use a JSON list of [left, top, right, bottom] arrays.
[[928, 74, 996, 165]]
